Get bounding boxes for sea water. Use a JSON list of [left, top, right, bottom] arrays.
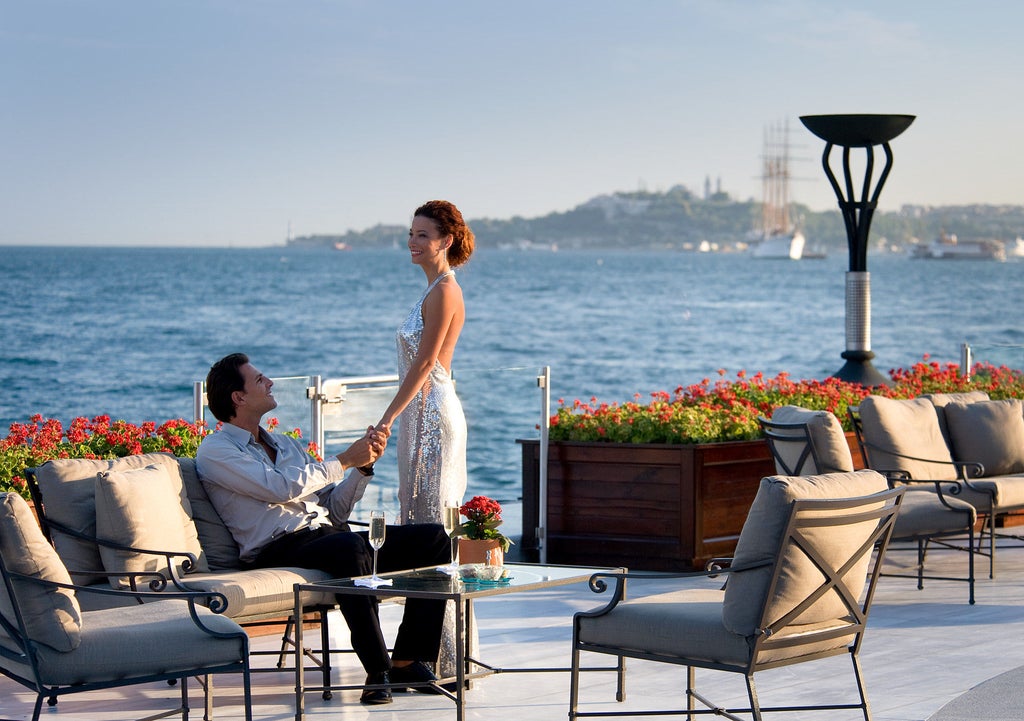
[[2, 245, 1022, 524]]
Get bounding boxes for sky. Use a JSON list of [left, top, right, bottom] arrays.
[[3, 1, 1023, 247]]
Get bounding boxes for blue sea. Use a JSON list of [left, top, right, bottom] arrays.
[[3, 245, 1022, 522]]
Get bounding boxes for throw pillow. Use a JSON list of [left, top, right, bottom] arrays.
[[95, 464, 207, 589], [944, 399, 1024, 476], [0, 493, 82, 652], [857, 396, 958, 481]]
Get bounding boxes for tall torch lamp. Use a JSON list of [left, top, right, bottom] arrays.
[[799, 113, 915, 387]]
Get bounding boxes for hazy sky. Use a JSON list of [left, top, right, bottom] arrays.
[[4, 1, 1022, 247]]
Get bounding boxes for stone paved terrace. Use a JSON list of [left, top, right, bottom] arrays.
[[2, 538, 1023, 721]]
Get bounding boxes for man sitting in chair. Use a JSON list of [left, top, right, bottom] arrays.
[[197, 352, 450, 705]]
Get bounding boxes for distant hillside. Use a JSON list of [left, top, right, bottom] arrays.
[[287, 186, 1024, 252]]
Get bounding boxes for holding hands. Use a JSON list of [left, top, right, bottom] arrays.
[[336, 425, 388, 472]]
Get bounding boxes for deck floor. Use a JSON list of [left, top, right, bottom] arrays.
[[3, 538, 1023, 721]]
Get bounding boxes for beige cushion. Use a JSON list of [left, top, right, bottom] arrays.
[[95, 464, 207, 589], [33, 453, 193, 585], [858, 396, 958, 481], [722, 470, 888, 636], [177, 457, 241, 570], [770, 406, 854, 474], [943, 400, 1024, 476], [8, 600, 245, 686], [922, 391, 991, 445], [179, 567, 335, 619], [0, 493, 82, 652]]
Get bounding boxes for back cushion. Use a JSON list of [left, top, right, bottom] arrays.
[[34, 454, 203, 585], [857, 396, 958, 481], [177, 457, 241, 570], [943, 399, 1024, 476], [722, 470, 888, 636], [921, 391, 991, 445], [0, 493, 82, 652], [95, 464, 208, 588], [770, 406, 854, 474]]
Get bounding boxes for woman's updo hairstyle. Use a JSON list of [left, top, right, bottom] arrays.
[[414, 200, 475, 267]]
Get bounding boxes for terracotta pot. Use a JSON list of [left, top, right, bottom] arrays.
[[458, 538, 504, 566]]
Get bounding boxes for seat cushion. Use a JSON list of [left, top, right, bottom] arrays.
[[0, 493, 82, 652], [858, 396, 958, 481], [770, 406, 854, 474], [95, 464, 208, 588], [33, 454, 197, 586], [943, 399, 1024, 476], [892, 488, 976, 539], [12, 600, 246, 686], [178, 566, 335, 620], [577, 587, 855, 667], [722, 470, 888, 636]]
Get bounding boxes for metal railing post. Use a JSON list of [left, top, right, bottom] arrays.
[[537, 366, 551, 564], [193, 381, 205, 425], [961, 343, 973, 379], [309, 375, 325, 454]]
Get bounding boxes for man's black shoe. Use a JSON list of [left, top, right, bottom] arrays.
[[359, 671, 393, 705], [389, 661, 457, 694]]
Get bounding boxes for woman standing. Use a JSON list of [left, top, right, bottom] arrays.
[[375, 199, 473, 526]]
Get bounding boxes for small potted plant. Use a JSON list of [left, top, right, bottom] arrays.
[[452, 495, 514, 566]]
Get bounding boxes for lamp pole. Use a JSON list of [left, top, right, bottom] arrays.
[[799, 114, 915, 387]]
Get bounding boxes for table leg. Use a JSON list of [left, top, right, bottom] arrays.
[[455, 596, 466, 721]]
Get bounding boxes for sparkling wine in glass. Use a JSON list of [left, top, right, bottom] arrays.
[[369, 510, 386, 582], [443, 505, 461, 568]]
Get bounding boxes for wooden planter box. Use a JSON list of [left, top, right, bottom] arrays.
[[519, 434, 863, 571]]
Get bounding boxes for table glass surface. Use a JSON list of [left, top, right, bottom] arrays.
[[299, 563, 618, 599]]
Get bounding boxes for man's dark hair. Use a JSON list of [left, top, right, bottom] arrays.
[[206, 353, 249, 423]]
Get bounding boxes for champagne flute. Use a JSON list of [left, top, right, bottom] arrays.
[[368, 510, 386, 582], [443, 505, 461, 570]]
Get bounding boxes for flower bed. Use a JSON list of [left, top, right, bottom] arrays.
[[0, 415, 316, 501], [549, 358, 1024, 444]]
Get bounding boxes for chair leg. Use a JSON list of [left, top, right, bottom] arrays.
[[615, 654, 626, 702], [686, 666, 695, 721], [850, 652, 873, 721], [568, 644, 582, 720], [319, 608, 333, 700], [967, 520, 976, 605], [276, 615, 295, 668], [916, 539, 926, 590], [744, 674, 764, 721]]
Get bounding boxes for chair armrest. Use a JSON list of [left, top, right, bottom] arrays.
[[577, 560, 771, 619], [7, 570, 236, 625], [38, 516, 200, 590]]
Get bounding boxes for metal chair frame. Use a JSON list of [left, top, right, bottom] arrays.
[[568, 486, 904, 721], [0, 547, 253, 721]]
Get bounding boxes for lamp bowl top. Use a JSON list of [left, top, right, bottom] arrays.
[[799, 114, 915, 147]]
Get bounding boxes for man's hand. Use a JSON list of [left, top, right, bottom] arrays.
[[336, 426, 387, 470]]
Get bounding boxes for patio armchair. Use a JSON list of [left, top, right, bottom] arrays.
[[850, 394, 1024, 579], [0, 492, 253, 721], [568, 469, 903, 721], [763, 405, 977, 604]]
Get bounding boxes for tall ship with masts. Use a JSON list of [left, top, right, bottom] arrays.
[[750, 121, 806, 260]]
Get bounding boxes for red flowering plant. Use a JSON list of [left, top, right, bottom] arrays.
[[549, 358, 1024, 445], [0, 415, 209, 501], [452, 495, 514, 552]]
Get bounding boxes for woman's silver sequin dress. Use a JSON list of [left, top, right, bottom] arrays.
[[396, 271, 468, 522], [395, 270, 470, 675]]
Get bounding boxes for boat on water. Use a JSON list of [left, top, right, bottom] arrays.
[[749, 120, 808, 260], [910, 232, 1006, 261]]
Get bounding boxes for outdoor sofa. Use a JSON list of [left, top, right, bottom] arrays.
[[25, 452, 340, 691]]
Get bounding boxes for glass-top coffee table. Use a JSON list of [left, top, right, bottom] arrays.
[[292, 562, 625, 721]]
